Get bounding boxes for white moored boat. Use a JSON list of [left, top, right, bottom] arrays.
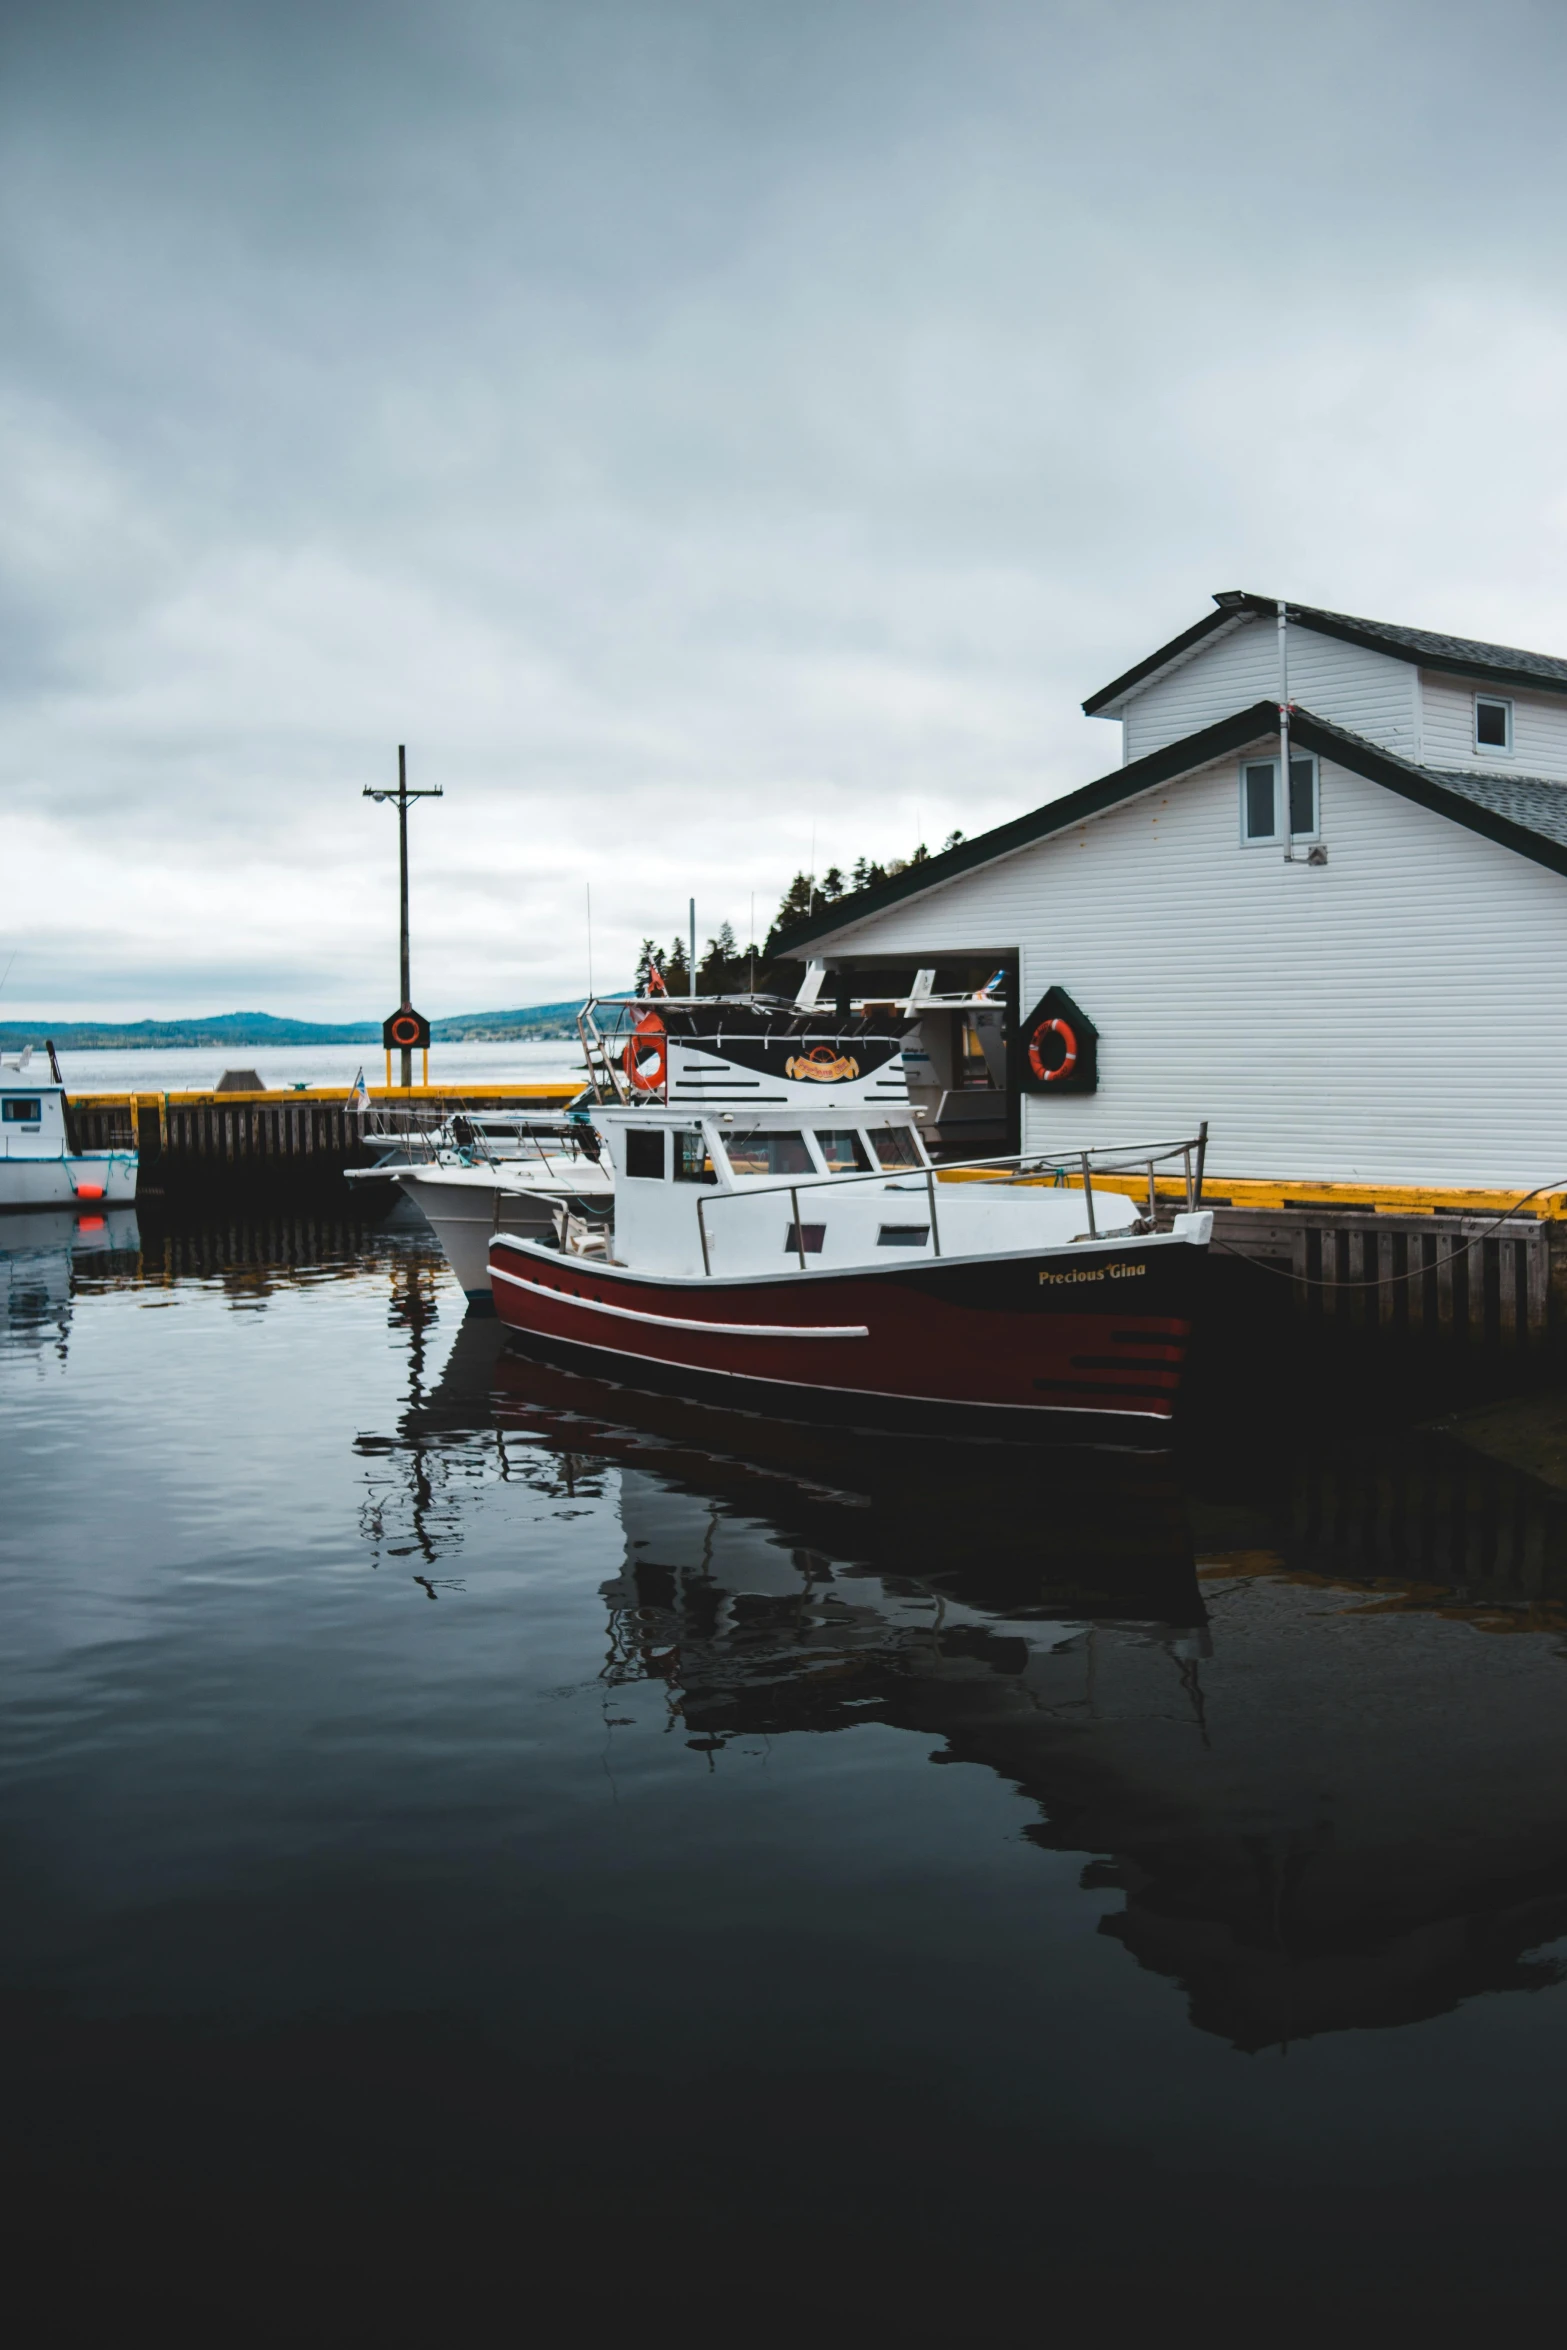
[[0, 1049, 137, 1210], [488, 992, 1213, 1446], [346, 1114, 613, 1299]]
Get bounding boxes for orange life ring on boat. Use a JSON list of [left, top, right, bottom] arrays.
[[1027, 1015, 1078, 1084], [623, 1012, 667, 1094]]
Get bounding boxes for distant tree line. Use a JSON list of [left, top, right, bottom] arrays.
[[634, 831, 965, 995]]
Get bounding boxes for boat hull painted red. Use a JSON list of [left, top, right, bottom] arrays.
[[488, 1231, 1203, 1447]]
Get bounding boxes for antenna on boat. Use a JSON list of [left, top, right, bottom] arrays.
[[586, 882, 594, 996], [689, 898, 697, 996]]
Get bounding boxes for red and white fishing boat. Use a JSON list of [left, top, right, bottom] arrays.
[[488, 991, 1212, 1446]]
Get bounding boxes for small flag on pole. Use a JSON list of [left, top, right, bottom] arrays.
[[346, 1065, 371, 1112]]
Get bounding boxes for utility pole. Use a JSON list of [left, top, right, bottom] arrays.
[[364, 745, 442, 1087]]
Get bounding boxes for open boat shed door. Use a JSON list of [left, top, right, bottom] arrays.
[[818, 957, 1020, 1158]]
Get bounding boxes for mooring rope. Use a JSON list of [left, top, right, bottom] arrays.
[[1208, 1175, 1567, 1289]]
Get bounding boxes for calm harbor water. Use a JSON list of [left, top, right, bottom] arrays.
[[7, 1206, 1567, 2324]]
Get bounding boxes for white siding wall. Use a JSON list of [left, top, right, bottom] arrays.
[[1418, 669, 1567, 779], [813, 747, 1567, 1187], [1117, 617, 1419, 764]]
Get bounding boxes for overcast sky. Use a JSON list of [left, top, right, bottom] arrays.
[[6, 0, 1567, 1018]]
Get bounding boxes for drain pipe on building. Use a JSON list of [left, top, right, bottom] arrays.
[[1278, 597, 1328, 867], [1278, 597, 1302, 865]]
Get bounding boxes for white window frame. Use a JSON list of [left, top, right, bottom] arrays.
[[1474, 693, 1514, 756], [1238, 753, 1320, 846]]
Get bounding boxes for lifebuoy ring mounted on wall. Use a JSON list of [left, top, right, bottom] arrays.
[[1027, 1015, 1078, 1084], [623, 1012, 668, 1094], [388, 1011, 423, 1048]]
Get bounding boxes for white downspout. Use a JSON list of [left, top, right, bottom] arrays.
[[1278, 598, 1300, 864]]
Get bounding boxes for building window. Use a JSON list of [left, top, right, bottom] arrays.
[[1240, 754, 1318, 844], [624, 1127, 666, 1179], [1475, 695, 1513, 752]]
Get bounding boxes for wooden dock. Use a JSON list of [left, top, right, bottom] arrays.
[[65, 1091, 1567, 1348], [947, 1168, 1567, 1351], [68, 1084, 578, 1196]]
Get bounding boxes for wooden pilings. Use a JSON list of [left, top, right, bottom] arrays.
[[1212, 1206, 1557, 1349], [66, 1087, 575, 1196]]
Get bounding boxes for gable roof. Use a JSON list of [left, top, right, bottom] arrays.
[[773, 702, 1567, 958], [1082, 591, 1567, 717]]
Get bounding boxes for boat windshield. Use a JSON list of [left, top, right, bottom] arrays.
[[867, 1125, 922, 1170], [721, 1128, 815, 1178], [813, 1128, 871, 1174]]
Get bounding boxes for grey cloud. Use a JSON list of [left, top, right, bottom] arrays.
[[4, 0, 1567, 1014]]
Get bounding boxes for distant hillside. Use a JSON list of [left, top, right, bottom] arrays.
[[0, 1000, 601, 1051], [430, 999, 590, 1042]]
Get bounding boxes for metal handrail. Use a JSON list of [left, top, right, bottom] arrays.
[[691, 1126, 1207, 1276]]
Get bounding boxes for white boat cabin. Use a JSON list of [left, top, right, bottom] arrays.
[[569, 990, 1173, 1281], [594, 1100, 1143, 1280], [1, 1063, 71, 1157], [0, 1048, 138, 1209]]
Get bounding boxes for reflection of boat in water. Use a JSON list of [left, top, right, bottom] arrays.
[[491, 1346, 1201, 1615], [477, 1351, 1567, 2051], [0, 1205, 141, 1357]]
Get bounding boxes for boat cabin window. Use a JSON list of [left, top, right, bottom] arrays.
[[720, 1128, 815, 1178], [624, 1128, 667, 1180], [2, 1097, 42, 1124], [813, 1128, 871, 1174], [867, 1125, 922, 1170], [673, 1129, 718, 1184]]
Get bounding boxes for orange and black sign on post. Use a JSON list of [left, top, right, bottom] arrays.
[[382, 1007, 431, 1089]]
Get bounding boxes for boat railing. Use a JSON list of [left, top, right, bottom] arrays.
[[694, 1125, 1209, 1274]]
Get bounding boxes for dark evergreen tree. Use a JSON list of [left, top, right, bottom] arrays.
[[665, 937, 690, 994], [698, 922, 739, 992], [821, 866, 845, 902], [634, 938, 665, 992], [763, 871, 815, 957]]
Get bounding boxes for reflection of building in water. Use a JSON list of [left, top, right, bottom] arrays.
[[488, 1356, 1567, 2054], [0, 1209, 141, 1365]]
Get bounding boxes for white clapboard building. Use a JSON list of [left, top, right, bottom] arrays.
[[776, 592, 1567, 1194]]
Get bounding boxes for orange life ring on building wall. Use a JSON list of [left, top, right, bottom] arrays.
[[623, 1012, 667, 1094], [1027, 1015, 1078, 1085]]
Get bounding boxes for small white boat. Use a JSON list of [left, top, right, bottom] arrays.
[[345, 1114, 613, 1299], [0, 1050, 137, 1210], [394, 1153, 614, 1299]]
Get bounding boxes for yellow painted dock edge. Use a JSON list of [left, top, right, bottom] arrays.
[[939, 1167, 1567, 1219], [89, 1084, 576, 1108]]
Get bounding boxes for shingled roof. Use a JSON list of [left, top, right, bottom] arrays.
[[1082, 592, 1567, 716], [773, 703, 1567, 957]]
